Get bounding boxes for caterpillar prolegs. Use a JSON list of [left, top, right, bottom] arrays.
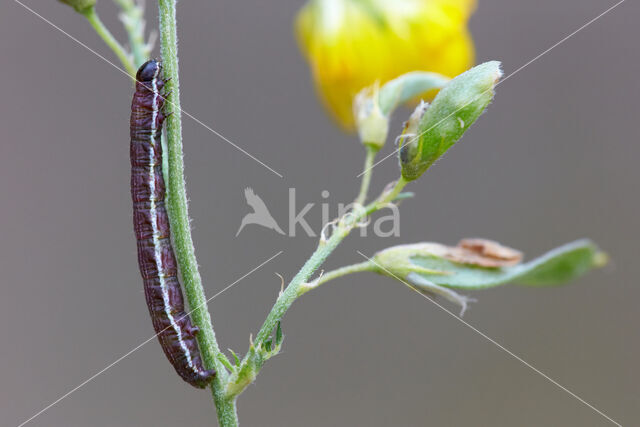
[[130, 60, 215, 388]]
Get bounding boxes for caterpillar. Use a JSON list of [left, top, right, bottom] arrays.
[[130, 59, 215, 389]]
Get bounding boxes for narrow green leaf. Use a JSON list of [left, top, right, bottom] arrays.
[[409, 239, 604, 290], [229, 349, 241, 367], [379, 71, 450, 115], [275, 321, 283, 346], [217, 353, 235, 372]]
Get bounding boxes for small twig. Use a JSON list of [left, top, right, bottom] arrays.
[[113, 0, 149, 68], [82, 6, 135, 75], [298, 261, 375, 295], [228, 177, 401, 396], [355, 145, 379, 206]]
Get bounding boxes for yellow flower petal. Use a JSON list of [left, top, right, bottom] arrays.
[[295, 0, 476, 130]]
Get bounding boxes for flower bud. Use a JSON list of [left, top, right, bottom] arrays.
[[399, 61, 502, 181], [59, 0, 96, 14], [353, 72, 450, 150], [353, 85, 389, 149]]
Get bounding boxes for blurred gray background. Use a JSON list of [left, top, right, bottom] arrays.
[[1, 0, 638, 426]]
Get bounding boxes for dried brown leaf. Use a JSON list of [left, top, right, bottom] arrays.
[[442, 238, 523, 267]]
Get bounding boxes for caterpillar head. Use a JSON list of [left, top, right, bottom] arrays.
[[136, 60, 161, 82]]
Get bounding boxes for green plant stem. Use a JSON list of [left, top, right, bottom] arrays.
[[378, 176, 408, 206], [232, 174, 409, 385], [113, 0, 148, 67], [227, 223, 352, 397], [82, 7, 135, 76], [317, 261, 376, 285], [235, 150, 395, 379], [305, 260, 376, 292], [251, 187, 402, 345], [354, 144, 379, 206], [230, 187, 393, 396], [254, 226, 350, 344], [158, 1, 236, 426], [248, 182, 391, 348]]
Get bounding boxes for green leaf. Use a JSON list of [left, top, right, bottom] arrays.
[[228, 346, 263, 397], [400, 61, 502, 181], [229, 349, 241, 367], [379, 72, 450, 115], [409, 239, 604, 290], [275, 321, 283, 346], [217, 353, 235, 372]]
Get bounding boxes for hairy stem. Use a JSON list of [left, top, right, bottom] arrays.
[[299, 260, 377, 295], [378, 176, 408, 206], [316, 261, 376, 286], [354, 145, 379, 206], [226, 223, 351, 397], [229, 188, 393, 395], [251, 197, 396, 346], [83, 6, 135, 76], [158, 1, 236, 425], [254, 226, 349, 344]]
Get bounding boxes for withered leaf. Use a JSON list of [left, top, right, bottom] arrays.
[[443, 238, 523, 268]]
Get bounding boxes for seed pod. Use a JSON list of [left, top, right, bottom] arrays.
[[399, 61, 502, 181]]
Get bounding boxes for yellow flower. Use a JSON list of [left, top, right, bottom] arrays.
[[295, 0, 476, 130]]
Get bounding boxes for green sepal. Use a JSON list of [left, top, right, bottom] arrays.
[[58, 0, 96, 14], [379, 71, 449, 115]]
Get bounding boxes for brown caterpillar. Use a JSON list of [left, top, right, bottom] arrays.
[[130, 59, 215, 388]]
